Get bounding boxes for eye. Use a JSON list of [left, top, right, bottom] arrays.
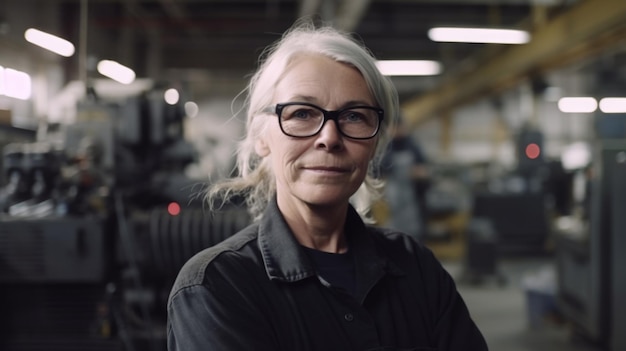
[[284, 107, 318, 121], [341, 111, 366, 123], [293, 109, 312, 119]]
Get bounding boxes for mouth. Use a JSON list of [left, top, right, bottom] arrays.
[[303, 166, 350, 174]]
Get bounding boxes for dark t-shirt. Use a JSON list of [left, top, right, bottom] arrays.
[[301, 246, 356, 296]]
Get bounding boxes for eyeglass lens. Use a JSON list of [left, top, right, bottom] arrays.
[[279, 104, 380, 138]]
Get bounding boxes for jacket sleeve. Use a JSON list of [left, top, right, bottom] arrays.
[[167, 260, 277, 350], [421, 247, 489, 351]]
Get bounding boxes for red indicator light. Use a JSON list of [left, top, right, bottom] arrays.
[[525, 143, 541, 159], [168, 202, 181, 216]]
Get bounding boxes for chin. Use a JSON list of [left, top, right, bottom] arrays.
[[300, 187, 356, 207]]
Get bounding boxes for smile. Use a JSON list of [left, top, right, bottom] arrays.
[[303, 166, 349, 173]]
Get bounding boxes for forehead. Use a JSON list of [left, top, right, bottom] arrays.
[[273, 54, 374, 105]]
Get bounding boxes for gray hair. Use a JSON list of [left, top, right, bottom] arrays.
[[206, 21, 399, 221]]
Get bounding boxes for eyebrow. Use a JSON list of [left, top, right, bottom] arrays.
[[284, 95, 376, 108]]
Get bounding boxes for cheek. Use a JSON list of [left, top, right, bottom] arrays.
[[276, 145, 302, 172], [357, 144, 377, 176], [362, 141, 378, 165], [369, 138, 380, 159], [267, 139, 300, 176]]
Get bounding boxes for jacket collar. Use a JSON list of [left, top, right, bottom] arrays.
[[258, 197, 317, 282], [257, 197, 405, 288]]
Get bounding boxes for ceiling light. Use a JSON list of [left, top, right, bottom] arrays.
[[164, 88, 180, 105], [428, 27, 530, 44], [0, 66, 4, 96], [557, 97, 597, 113], [0, 66, 32, 100], [599, 97, 626, 113], [24, 28, 75, 57], [375, 60, 442, 76], [97, 60, 136, 84]]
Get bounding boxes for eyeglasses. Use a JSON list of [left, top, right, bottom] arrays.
[[273, 102, 384, 140]]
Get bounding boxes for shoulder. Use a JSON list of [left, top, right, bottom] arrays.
[[169, 222, 260, 297], [368, 226, 431, 255], [367, 226, 443, 272], [367, 226, 461, 305]]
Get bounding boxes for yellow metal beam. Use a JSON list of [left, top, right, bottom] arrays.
[[401, 0, 626, 127]]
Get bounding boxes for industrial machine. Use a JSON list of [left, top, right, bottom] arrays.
[[0, 90, 250, 351], [468, 125, 553, 256], [555, 139, 626, 351], [555, 69, 626, 350]]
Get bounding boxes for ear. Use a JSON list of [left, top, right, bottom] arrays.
[[255, 137, 270, 157]]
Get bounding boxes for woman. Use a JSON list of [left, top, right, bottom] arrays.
[[168, 22, 488, 351]]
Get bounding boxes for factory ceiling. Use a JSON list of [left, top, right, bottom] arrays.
[[2, 0, 626, 124], [63, 0, 535, 77]]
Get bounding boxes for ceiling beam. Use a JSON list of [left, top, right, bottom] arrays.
[[298, 0, 372, 32], [401, 0, 626, 127], [335, 0, 373, 32], [298, 0, 323, 19]]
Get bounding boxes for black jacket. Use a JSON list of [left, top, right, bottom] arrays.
[[167, 199, 488, 350]]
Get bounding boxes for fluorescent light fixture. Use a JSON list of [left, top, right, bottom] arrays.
[[375, 60, 442, 76], [0, 66, 32, 100], [599, 97, 626, 113], [24, 28, 75, 57], [164, 88, 180, 105], [558, 97, 597, 113], [428, 27, 530, 44], [97, 60, 136, 84]]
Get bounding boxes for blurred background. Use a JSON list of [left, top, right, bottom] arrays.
[[0, 0, 625, 350]]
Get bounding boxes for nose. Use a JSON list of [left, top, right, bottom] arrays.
[[314, 119, 344, 151]]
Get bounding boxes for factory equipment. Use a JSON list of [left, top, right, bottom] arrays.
[[467, 126, 553, 256], [555, 69, 626, 350], [0, 90, 251, 351], [610, 149, 626, 351], [555, 139, 626, 351]]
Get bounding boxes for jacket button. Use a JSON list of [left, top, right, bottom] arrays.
[[344, 313, 354, 322]]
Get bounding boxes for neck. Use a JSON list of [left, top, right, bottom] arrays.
[[277, 198, 349, 254]]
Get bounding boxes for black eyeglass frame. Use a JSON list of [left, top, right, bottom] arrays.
[[274, 102, 385, 140]]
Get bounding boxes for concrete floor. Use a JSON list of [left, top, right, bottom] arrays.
[[443, 257, 604, 351]]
